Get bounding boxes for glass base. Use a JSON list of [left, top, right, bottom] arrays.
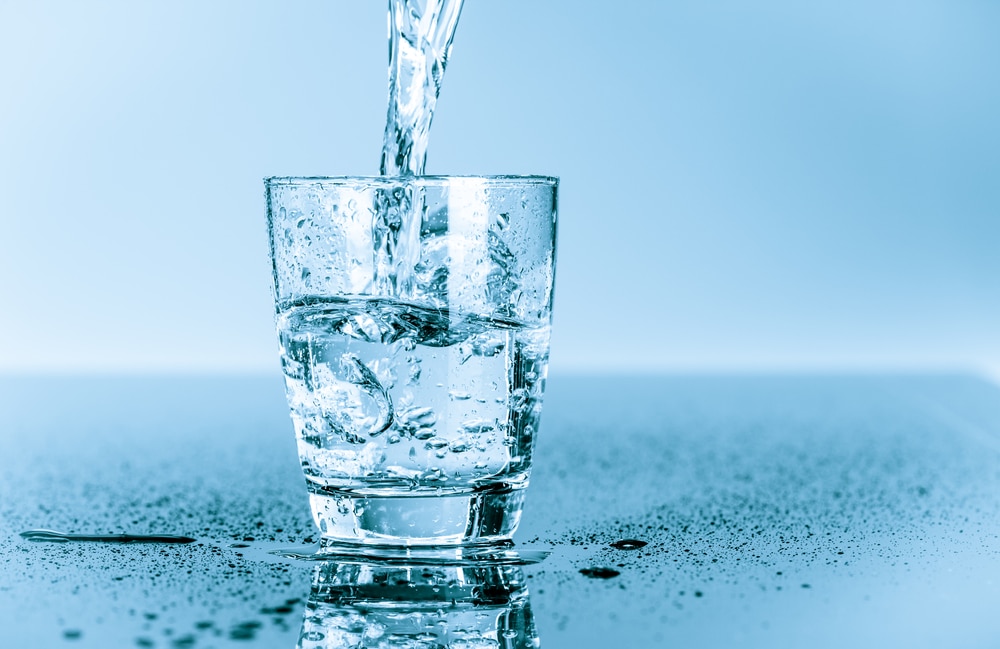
[[306, 482, 526, 546]]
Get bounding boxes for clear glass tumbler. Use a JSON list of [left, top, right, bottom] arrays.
[[265, 176, 557, 546]]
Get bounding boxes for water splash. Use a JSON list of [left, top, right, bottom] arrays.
[[340, 353, 395, 436]]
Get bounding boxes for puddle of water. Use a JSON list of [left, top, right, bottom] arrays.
[[19, 529, 548, 568], [275, 539, 549, 567], [609, 539, 647, 550], [20, 529, 197, 544]]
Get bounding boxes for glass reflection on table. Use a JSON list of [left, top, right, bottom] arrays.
[[298, 559, 539, 648]]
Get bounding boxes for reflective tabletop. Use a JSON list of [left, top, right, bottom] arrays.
[[2, 375, 1000, 648]]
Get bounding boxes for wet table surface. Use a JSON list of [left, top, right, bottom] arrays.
[[3, 374, 1000, 648]]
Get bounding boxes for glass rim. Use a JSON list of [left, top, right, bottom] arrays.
[[264, 174, 558, 187]]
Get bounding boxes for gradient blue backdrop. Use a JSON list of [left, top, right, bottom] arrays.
[[1, 1, 997, 377]]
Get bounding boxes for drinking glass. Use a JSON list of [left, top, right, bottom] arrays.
[[265, 176, 557, 545]]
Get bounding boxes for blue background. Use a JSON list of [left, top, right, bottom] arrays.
[[1, 1, 997, 377]]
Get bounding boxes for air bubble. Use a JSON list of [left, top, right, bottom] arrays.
[[398, 406, 436, 436], [422, 468, 445, 481], [461, 420, 495, 435]]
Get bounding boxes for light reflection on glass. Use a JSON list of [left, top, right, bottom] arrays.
[[297, 560, 539, 648]]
